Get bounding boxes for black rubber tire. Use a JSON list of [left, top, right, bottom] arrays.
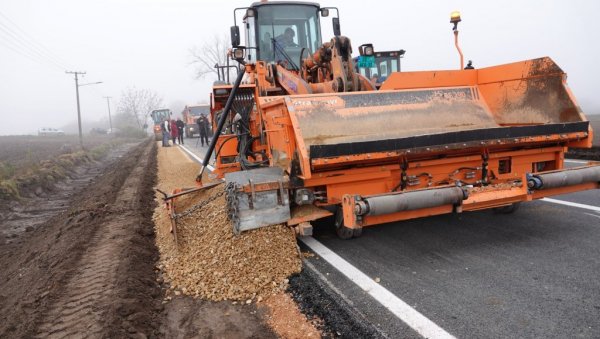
[[334, 206, 356, 240], [493, 202, 521, 214]]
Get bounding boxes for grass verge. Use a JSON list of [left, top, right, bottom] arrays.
[[0, 141, 121, 200]]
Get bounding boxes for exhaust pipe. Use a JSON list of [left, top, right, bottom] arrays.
[[528, 166, 600, 190], [355, 187, 468, 216]]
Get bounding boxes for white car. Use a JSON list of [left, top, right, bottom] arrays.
[[38, 128, 65, 136]]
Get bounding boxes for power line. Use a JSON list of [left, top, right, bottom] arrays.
[[0, 38, 64, 70], [0, 31, 66, 71], [0, 23, 66, 70], [0, 9, 72, 69]]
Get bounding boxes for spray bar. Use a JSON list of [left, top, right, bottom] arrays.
[[529, 166, 600, 190], [354, 186, 468, 216]]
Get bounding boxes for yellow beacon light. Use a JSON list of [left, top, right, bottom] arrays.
[[450, 11, 461, 24]]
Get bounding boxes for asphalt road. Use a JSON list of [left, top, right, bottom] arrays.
[[309, 195, 600, 338], [181, 138, 600, 338]]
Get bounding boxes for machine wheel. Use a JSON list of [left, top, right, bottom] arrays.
[[493, 202, 521, 214], [334, 206, 358, 240]]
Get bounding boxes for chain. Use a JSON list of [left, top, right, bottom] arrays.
[[225, 182, 241, 235], [173, 182, 242, 235], [173, 184, 227, 220]]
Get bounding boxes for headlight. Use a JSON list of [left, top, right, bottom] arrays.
[[233, 48, 245, 60]]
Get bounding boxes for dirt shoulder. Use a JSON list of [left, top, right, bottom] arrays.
[[0, 139, 162, 338], [153, 144, 323, 339], [0, 142, 139, 242], [153, 145, 278, 338]]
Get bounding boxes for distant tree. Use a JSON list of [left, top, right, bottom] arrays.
[[189, 34, 231, 80], [116, 87, 164, 129]]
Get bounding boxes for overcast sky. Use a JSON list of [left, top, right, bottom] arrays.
[[1, 0, 599, 135]]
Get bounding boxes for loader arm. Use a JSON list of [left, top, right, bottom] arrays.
[[273, 36, 375, 96]]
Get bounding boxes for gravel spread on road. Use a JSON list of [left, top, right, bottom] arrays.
[[153, 145, 302, 302], [261, 293, 322, 339]]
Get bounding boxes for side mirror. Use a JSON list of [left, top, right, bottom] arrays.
[[358, 44, 374, 56], [320, 8, 329, 17], [332, 17, 341, 36], [230, 26, 240, 47]]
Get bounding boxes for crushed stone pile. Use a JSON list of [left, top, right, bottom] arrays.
[[153, 145, 301, 302]]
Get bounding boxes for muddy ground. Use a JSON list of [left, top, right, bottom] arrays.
[[0, 139, 162, 337], [0, 139, 286, 338], [0, 142, 137, 241]]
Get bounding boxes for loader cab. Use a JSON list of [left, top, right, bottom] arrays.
[[354, 50, 405, 87], [150, 109, 170, 124], [232, 2, 339, 68]]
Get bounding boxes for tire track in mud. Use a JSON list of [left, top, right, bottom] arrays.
[[32, 140, 159, 338]]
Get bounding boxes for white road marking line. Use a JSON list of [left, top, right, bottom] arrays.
[[178, 144, 215, 171], [584, 212, 600, 219], [300, 236, 456, 339], [542, 198, 600, 212]]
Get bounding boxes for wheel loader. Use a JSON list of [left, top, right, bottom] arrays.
[[184, 1, 599, 239], [353, 46, 406, 88]]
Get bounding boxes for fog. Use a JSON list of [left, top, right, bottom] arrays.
[[1, 0, 599, 136]]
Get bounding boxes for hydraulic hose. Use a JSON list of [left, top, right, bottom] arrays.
[[196, 67, 245, 182]]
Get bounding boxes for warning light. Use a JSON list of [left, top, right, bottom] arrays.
[[450, 11, 461, 24], [450, 11, 461, 31]]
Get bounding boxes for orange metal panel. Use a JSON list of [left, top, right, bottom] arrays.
[[309, 133, 586, 170], [216, 135, 238, 156], [462, 186, 528, 211], [287, 205, 333, 226], [380, 70, 478, 90], [361, 206, 454, 227]]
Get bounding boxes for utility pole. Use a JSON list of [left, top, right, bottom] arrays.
[[103, 96, 113, 132], [66, 71, 85, 148], [66, 71, 102, 148]]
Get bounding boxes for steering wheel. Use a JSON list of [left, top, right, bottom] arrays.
[[299, 47, 310, 80]]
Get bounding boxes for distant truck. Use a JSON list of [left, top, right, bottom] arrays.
[[150, 109, 171, 141], [181, 105, 210, 138]]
